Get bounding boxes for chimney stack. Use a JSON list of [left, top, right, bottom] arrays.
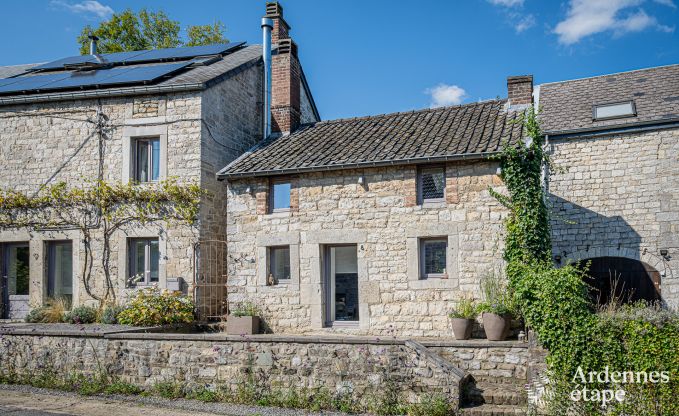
[[89, 35, 99, 55], [265, 2, 301, 134], [507, 75, 533, 108]]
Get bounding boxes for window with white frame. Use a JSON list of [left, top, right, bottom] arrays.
[[418, 166, 445, 203], [268, 246, 291, 283], [134, 137, 160, 182], [128, 238, 159, 285], [419, 238, 447, 279], [592, 101, 636, 121], [270, 181, 291, 212]]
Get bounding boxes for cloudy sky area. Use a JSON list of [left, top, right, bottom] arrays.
[[0, 0, 677, 119]]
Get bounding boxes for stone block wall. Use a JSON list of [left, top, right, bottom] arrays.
[[0, 332, 466, 407], [549, 127, 679, 308], [226, 161, 508, 337]]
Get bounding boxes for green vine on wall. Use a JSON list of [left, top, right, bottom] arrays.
[[0, 178, 204, 305]]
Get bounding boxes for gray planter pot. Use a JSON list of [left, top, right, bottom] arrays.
[[482, 312, 511, 341], [450, 318, 474, 340], [226, 315, 260, 335]]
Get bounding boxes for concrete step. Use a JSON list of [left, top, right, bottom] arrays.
[[460, 403, 528, 416], [465, 382, 527, 406]]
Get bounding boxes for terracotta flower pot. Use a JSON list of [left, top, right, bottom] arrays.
[[482, 312, 511, 341], [226, 315, 260, 335], [451, 318, 474, 340]]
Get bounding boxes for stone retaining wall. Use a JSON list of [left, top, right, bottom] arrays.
[[0, 331, 495, 407]]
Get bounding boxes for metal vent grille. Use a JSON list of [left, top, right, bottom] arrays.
[[419, 167, 445, 202]]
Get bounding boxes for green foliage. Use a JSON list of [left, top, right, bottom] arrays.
[[104, 380, 143, 395], [117, 287, 195, 326], [100, 305, 125, 324], [24, 306, 48, 323], [186, 22, 228, 47], [186, 386, 220, 402], [477, 272, 515, 317], [405, 394, 455, 416], [152, 381, 185, 399], [448, 297, 478, 319], [64, 305, 98, 324], [77, 9, 227, 54], [231, 301, 260, 317]]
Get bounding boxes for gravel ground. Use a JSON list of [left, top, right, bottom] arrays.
[[0, 384, 357, 416]]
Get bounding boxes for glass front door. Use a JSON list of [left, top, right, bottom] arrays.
[[2, 243, 30, 319], [324, 245, 359, 325], [47, 241, 73, 307]]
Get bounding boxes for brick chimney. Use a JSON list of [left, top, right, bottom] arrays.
[[265, 2, 300, 134], [507, 75, 533, 108]]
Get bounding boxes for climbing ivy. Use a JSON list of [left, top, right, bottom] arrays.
[[492, 108, 679, 415]]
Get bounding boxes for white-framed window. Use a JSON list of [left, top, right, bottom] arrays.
[[128, 238, 159, 286], [418, 166, 445, 204], [270, 180, 291, 212], [268, 246, 291, 283], [419, 238, 447, 279], [134, 137, 160, 182], [592, 101, 636, 121]]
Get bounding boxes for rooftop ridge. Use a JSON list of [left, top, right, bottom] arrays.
[[539, 63, 679, 87], [309, 99, 507, 126]]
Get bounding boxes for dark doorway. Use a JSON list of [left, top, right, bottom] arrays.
[[584, 257, 661, 305]]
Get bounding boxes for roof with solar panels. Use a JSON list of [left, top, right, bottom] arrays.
[[0, 42, 262, 105]]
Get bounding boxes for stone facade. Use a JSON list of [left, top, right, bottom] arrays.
[[0, 62, 270, 316], [0, 331, 471, 406], [226, 161, 508, 337], [548, 127, 679, 308]]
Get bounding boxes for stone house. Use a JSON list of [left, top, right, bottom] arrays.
[[541, 64, 679, 309], [218, 76, 531, 336], [0, 3, 319, 319]]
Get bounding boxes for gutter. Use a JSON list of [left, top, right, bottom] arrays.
[[545, 117, 679, 140], [218, 151, 498, 180], [0, 83, 206, 106]]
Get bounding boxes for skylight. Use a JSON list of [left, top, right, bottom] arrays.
[[593, 101, 636, 120]]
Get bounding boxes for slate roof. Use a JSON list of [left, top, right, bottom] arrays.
[[539, 64, 679, 135], [218, 99, 524, 178], [0, 45, 261, 104]]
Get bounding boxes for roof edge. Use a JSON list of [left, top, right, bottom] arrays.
[[544, 116, 679, 138], [218, 151, 499, 180], [539, 63, 679, 87]]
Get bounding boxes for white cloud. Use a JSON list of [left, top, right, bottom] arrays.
[[554, 0, 675, 45], [52, 1, 113, 19], [488, 0, 524, 6], [425, 84, 467, 108], [654, 0, 676, 8], [514, 14, 536, 32]]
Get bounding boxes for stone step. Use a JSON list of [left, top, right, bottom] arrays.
[[460, 403, 528, 416], [464, 382, 527, 406], [468, 375, 527, 387]]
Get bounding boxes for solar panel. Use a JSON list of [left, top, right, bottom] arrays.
[[32, 42, 244, 71], [0, 61, 191, 95]]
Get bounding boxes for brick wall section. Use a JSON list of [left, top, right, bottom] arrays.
[[226, 160, 508, 337], [549, 128, 679, 308], [271, 49, 301, 133], [507, 75, 533, 106]]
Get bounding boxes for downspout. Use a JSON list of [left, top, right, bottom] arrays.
[[261, 18, 273, 139]]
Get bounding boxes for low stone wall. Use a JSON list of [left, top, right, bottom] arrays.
[[0, 330, 471, 406], [427, 341, 529, 382]]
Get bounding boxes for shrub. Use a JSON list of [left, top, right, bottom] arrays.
[[64, 305, 98, 324], [478, 273, 515, 316], [406, 394, 454, 416], [153, 381, 185, 399], [100, 305, 125, 324], [25, 306, 48, 323], [117, 287, 194, 326], [230, 301, 260, 317], [448, 297, 478, 319], [104, 380, 142, 395]]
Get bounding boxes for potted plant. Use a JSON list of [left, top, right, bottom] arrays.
[[478, 301, 512, 341], [448, 298, 478, 340], [226, 301, 261, 335], [478, 273, 514, 341]]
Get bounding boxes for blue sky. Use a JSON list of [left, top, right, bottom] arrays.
[[0, 0, 677, 120]]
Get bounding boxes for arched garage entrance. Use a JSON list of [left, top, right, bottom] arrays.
[[584, 257, 661, 305]]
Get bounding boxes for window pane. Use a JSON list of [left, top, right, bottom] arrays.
[[133, 241, 146, 281], [151, 139, 160, 181], [271, 247, 290, 280], [272, 182, 291, 210], [136, 141, 149, 182], [423, 240, 447, 276], [149, 240, 159, 282], [420, 168, 445, 201], [7, 245, 29, 296], [594, 102, 635, 119]]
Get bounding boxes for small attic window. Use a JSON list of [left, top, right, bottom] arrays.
[[593, 101, 636, 120]]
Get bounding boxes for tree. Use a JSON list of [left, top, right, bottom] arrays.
[[0, 179, 203, 305], [78, 9, 227, 54]]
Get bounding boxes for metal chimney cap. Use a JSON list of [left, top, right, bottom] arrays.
[[261, 18, 273, 29], [88, 35, 99, 41]]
